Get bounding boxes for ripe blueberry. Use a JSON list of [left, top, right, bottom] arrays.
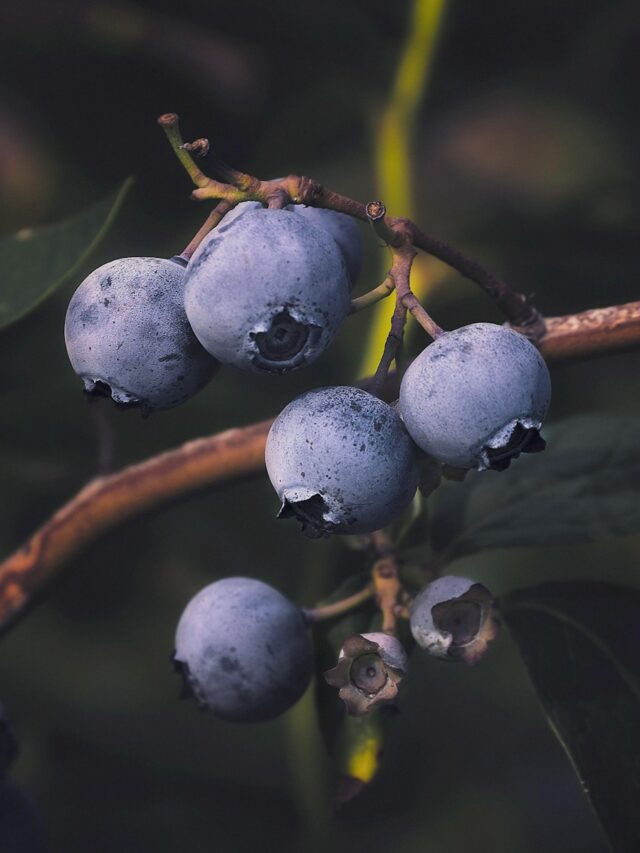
[[173, 577, 313, 722], [265, 386, 420, 537], [410, 575, 498, 663], [399, 323, 551, 470], [184, 207, 351, 373], [65, 257, 217, 412], [288, 205, 363, 286], [219, 200, 363, 286]]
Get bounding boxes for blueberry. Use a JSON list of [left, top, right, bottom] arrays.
[[410, 575, 498, 664], [265, 386, 420, 537], [219, 201, 363, 286], [288, 205, 363, 286], [65, 257, 217, 412], [399, 323, 551, 470], [173, 577, 313, 722], [184, 208, 351, 373]]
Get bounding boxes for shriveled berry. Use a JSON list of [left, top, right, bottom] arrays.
[[64, 257, 217, 412], [410, 575, 498, 663], [399, 323, 551, 471], [325, 632, 407, 716], [265, 386, 420, 537], [173, 577, 313, 722]]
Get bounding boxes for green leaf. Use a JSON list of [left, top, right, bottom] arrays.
[[426, 415, 640, 559], [0, 177, 134, 330], [501, 582, 640, 853]]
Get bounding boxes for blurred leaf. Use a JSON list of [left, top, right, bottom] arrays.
[[422, 415, 640, 560], [0, 177, 134, 330], [334, 710, 385, 810], [501, 582, 640, 853]]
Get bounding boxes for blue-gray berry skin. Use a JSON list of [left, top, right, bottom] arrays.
[[288, 205, 363, 286], [265, 386, 420, 537], [64, 257, 217, 412], [218, 201, 363, 284], [399, 323, 551, 471], [173, 578, 313, 723], [184, 208, 351, 373]]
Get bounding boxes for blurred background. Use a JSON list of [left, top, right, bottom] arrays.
[[0, 1, 639, 850]]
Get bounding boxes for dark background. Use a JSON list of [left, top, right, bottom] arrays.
[[0, 1, 639, 850]]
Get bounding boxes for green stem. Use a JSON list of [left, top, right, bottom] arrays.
[[157, 113, 241, 201], [304, 585, 373, 623], [349, 276, 395, 314]]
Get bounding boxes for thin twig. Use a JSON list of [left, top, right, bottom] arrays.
[[160, 114, 538, 327], [369, 531, 403, 635], [179, 200, 235, 261], [370, 298, 407, 398], [304, 585, 374, 623], [349, 276, 395, 314], [157, 114, 243, 202]]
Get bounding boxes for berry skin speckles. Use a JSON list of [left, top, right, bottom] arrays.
[[173, 577, 313, 723], [184, 207, 351, 374], [64, 256, 217, 412], [265, 386, 420, 537], [399, 323, 551, 471]]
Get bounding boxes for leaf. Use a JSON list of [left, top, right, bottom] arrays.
[[0, 177, 134, 330], [426, 415, 640, 559], [501, 582, 640, 853]]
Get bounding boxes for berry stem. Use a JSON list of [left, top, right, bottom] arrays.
[[304, 585, 374, 623], [391, 245, 445, 339], [366, 200, 445, 340], [179, 200, 235, 261], [369, 245, 444, 397], [156, 113, 541, 331], [369, 531, 404, 636], [157, 114, 243, 201], [349, 276, 395, 314], [366, 201, 404, 248], [370, 299, 407, 398]]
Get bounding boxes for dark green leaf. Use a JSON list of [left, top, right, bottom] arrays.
[[0, 177, 134, 330], [501, 582, 640, 853], [426, 415, 640, 559]]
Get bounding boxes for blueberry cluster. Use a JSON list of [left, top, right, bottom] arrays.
[[66, 203, 551, 528], [265, 325, 551, 537], [65, 197, 551, 725], [172, 573, 499, 723], [65, 204, 362, 412]]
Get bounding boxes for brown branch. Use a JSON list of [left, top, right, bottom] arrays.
[[539, 301, 640, 361], [0, 421, 270, 633], [308, 185, 541, 330], [0, 302, 638, 634]]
